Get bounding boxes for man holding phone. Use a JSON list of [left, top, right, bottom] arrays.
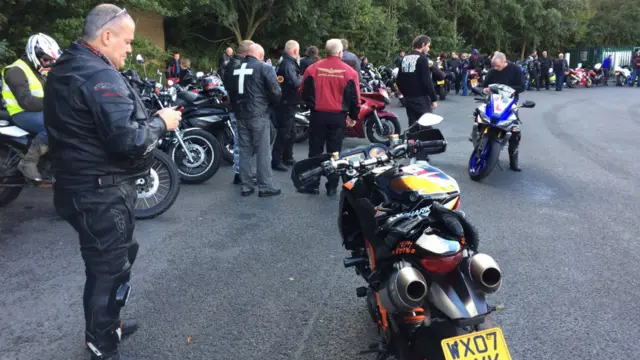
[[43, 4, 181, 359]]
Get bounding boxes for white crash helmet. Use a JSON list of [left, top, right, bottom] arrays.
[[594, 63, 602, 70], [26, 33, 62, 70]]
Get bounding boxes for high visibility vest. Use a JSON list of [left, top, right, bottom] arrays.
[[1, 59, 44, 116]]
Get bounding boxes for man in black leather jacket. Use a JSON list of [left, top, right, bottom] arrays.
[[43, 5, 180, 360], [271, 40, 302, 171], [223, 40, 254, 185], [227, 43, 282, 197]]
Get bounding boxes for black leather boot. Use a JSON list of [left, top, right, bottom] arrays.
[[508, 131, 522, 172], [85, 321, 131, 360], [509, 152, 522, 172]]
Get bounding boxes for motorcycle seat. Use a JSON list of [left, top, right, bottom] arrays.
[[177, 90, 202, 103]]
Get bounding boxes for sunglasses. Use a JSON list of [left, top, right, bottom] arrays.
[[98, 8, 128, 30]]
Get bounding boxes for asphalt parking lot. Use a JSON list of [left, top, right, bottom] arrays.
[[1, 85, 639, 360]]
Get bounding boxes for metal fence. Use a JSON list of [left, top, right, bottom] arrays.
[[565, 46, 640, 68]]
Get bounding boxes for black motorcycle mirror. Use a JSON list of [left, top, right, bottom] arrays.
[[521, 100, 536, 108]]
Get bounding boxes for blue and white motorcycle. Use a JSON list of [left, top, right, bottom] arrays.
[[468, 84, 535, 181]]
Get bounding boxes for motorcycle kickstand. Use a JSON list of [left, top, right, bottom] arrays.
[[496, 161, 503, 171]]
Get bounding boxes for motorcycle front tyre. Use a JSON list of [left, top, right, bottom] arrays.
[[168, 128, 223, 184], [468, 138, 501, 181]]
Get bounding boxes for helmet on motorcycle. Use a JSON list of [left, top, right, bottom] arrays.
[[26, 33, 62, 71], [594, 63, 602, 70]]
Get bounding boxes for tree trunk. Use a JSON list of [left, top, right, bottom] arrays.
[[520, 40, 527, 61], [452, 0, 458, 45]]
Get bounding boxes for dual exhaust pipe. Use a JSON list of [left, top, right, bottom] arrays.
[[372, 254, 502, 313], [466, 253, 502, 294]]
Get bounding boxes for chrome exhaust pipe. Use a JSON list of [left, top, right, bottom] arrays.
[[379, 262, 428, 313], [467, 253, 502, 294], [294, 112, 310, 124]]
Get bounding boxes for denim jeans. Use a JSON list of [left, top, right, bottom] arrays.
[[556, 73, 564, 90], [230, 112, 240, 174], [462, 72, 469, 96], [634, 69, 640, 86], [12, 111, 48, 145]]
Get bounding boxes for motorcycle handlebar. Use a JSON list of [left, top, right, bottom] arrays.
[[298, 140, 445, 180]]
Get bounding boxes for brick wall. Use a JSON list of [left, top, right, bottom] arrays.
[[128, 7, 165, 50]]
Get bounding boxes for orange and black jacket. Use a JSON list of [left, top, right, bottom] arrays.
[[299, 56, 361, 120]]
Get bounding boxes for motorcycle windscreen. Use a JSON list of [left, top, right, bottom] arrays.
[[427, 268, 489, 320], [290, 154, 332, 190]]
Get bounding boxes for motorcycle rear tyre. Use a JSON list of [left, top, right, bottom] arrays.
[[439, 87, 447, 101], [215, 127, 235, 165], [468, 138, 501, 181], [0, 177, 24, 207], [134, 150, 181, 220], [294, 123, 310, 143]]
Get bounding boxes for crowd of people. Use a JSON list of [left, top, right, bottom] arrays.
[[2, 1, 640, 359]]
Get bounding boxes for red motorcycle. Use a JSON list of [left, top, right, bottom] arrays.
[[566, 65, 592, 88], [468, 69, 481, 88], [347, 87, 401, 144]]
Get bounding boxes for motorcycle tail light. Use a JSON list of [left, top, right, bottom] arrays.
[[420, 251, 463, 274], [454, 198, 461, 210]]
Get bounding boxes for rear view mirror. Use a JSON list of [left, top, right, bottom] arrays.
[[417, 113, 444, 127], [521, 100, 536, 108], [136, 54, 144, 64]]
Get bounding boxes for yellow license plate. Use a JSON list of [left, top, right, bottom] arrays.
[[437, 80, 445, 85], [441, 327, 511, 360], [470, 79, 478, 86]]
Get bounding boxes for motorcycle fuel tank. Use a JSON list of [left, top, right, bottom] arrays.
[[374, 163, 460, 209]]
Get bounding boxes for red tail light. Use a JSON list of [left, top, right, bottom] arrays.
[[454, 198, 461, 210], [420, 251, 463, 274]]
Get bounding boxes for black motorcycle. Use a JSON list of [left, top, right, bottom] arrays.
[[124, 69, 223, 184], [293, 103, 311, 143], [0, 106, 181, 220]]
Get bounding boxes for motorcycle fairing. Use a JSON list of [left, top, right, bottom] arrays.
[[428, 268, 489, 320], [484, 85, 516, 123], [0, 126, 29, 147], [0, 126, 28, 138], [339, 190, 380, 250]]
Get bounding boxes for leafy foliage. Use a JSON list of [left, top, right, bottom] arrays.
[[0, 0, 639, 69]]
